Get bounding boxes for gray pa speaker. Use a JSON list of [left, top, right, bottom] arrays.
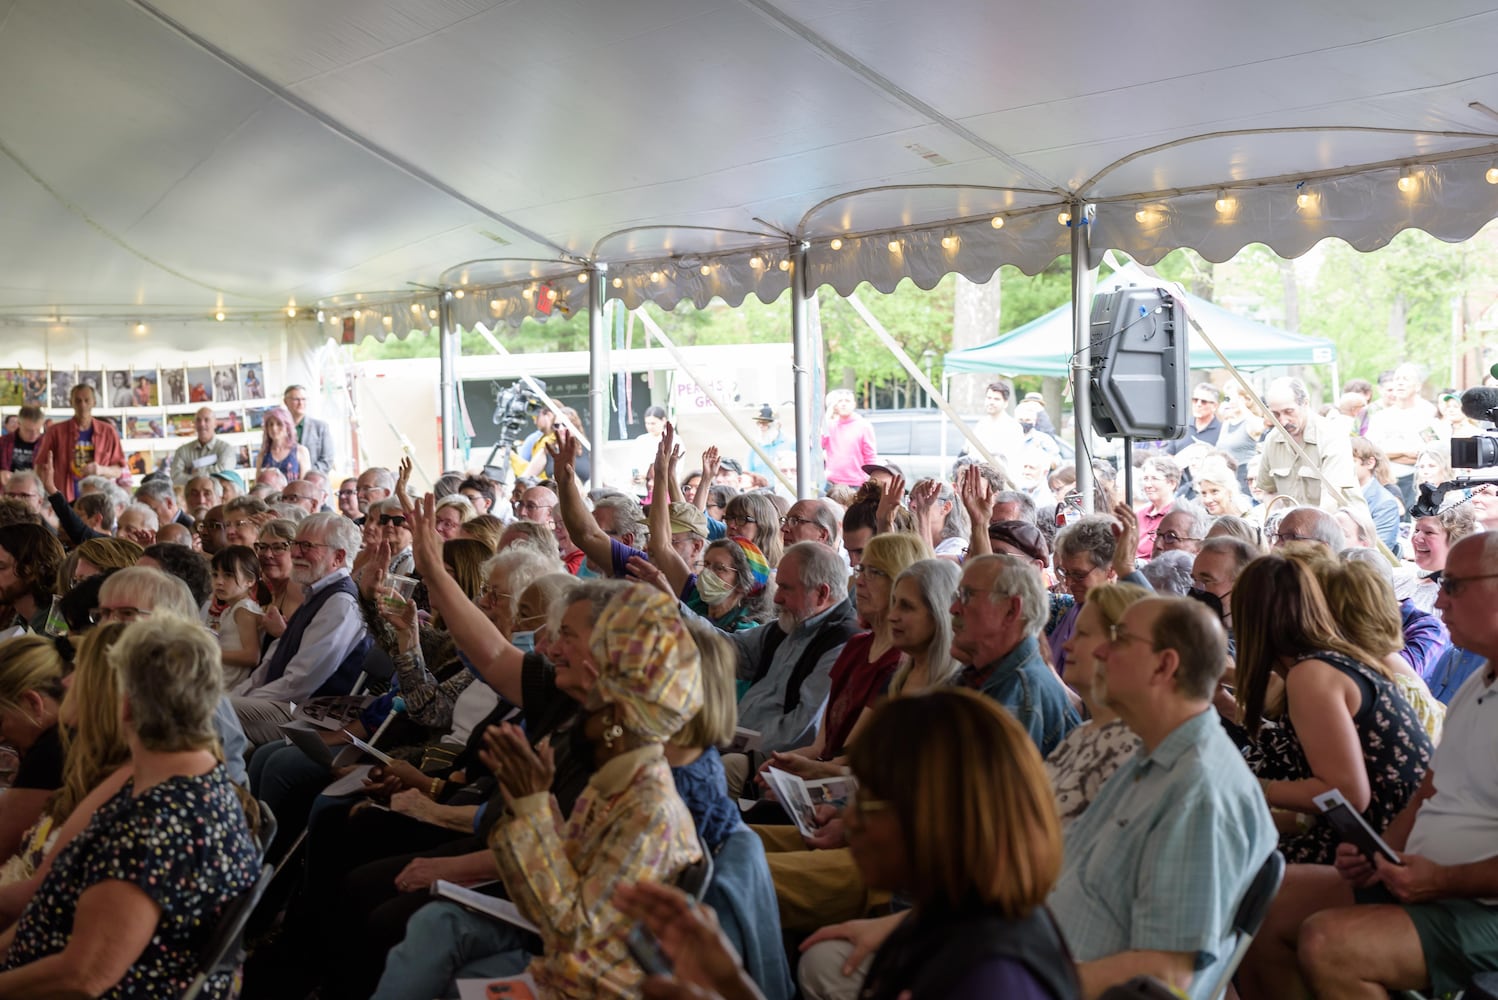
[[1087, 285, 1189, 439]]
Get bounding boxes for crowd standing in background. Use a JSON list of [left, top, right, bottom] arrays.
[[0, 360, 1492, 999]]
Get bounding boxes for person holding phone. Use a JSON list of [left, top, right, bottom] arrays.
[[1238, 532, 1498, 999]]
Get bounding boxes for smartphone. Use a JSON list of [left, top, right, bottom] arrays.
[[626, 924, 673, 977]]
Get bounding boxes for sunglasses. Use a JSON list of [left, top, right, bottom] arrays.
[[378, 514, 408, 526]]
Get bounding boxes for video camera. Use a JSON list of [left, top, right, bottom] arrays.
[[481, 379, 549, 483], [1454, 386, 1498, 469]]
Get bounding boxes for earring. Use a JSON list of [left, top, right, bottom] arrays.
[[602, 710, 624, 751]]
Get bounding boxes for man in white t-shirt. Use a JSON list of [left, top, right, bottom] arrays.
[[1365, 363, 1440, 508], [1242, 530, 1498, 998], [965, 380, 1027, 466]]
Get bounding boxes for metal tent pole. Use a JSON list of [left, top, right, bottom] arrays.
[[437, 291, 456, 475], [1070, 203, 1096, 513], [588, 266, 609, 479], [790, 242, 816, 498]]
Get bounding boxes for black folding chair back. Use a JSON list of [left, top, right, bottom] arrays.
[[1206, 850, 1286, 1000], [180, 864, 274, 1000]]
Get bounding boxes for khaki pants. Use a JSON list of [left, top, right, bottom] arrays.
[[753, 825, 888, 933]]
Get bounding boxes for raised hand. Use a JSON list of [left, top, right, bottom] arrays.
[[478, 723, 555, 802], [398, 492, 445, 581], [957, 464, 994, 524], [395, 456, 412, 499], [549, 427, 581, 480]]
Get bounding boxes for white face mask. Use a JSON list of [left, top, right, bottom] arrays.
[[695, 566, 734, 605]]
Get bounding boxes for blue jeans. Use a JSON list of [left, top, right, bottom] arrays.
[[370, 901, 535, 1000]]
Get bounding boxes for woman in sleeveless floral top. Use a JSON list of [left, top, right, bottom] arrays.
[[1229, 554, 1433, 864]]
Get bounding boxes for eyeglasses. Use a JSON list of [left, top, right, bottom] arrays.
[[477, 584, 512, 602], [1055, 566, 1098, 584], [517, 500, 555, 513], [954, 585, 987, 605], [1270, 531, 1313, 545], [254, 541, 291, 554], [846, 786, 892, 824], [703, 562, 738, 578], [1106, 622, 1153, 648], [290, 539, 331, 554], [724, 514, 756, 526], [853, 564, 890, 580], [1152, 531, 1202, 545], [202, 520, 224, 531], [378, 514, 408, 526], [89, 606, 153, 625], [1438, 572, 1498, 598], [338, 489, 357, 497], [225, 518, 254, 530], [356, 486, 384, 496], [780, 515, 816, 528], [1192, 398, 1217, 405]]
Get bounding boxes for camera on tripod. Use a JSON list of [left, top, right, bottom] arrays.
[[482, 379, 548, 483]]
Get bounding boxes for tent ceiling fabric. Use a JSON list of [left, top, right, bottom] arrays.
[[3, 0, 1498, 333]]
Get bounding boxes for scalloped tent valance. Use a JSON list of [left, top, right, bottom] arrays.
[[2, 0, 1497, 336]]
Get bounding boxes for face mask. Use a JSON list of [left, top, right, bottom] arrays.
[[1187, 588, 1225, 619], [1019, 421, 1035, 433], [696, 567, 733, 605], [575, 562, 599, 580], [511, 629, 535, 654]]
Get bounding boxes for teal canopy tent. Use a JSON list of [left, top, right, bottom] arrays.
[[944, 268, 1336, 379]]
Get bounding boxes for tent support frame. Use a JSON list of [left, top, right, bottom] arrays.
[[438, 292, 456, 475], [1070, 204, 1097, 513], [791, 242, 818, 497], [587, 267, 609, 467]]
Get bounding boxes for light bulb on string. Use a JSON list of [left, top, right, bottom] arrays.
[[1487, 163, 1498, 184], [382, 315, 393, 327], [135, 322, 146, 334], [887, 238, 901, 253], [215, 310, 225, 322], [287, 306, 298, 317], [491, 299, 502, 311], [316, 310, 325, 323], [1214, 190, 1233, 214], [829, 238, 844, 250], [1295, 183, 1313, 209], [454, 289, 465, 299], [577, 272, 588, 283], [522, 286, 534, 300], [411, 303, 422, 314], [940, 233, 958, 250], [990, 216, 1005, 229], [749, 255, 763, 270], [428, 308, 438, 320], [778, 259, 790, 271], [700, 264, 711, 276], [1397, 167, 1417, 193], [1057, 211, 1071, 226], [612, 277, 623, 288], [650, 270, 663, 283]]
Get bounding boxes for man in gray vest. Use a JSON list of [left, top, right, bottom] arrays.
[[231, 511, 369, 744]]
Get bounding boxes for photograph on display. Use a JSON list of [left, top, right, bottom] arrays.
[[21, 370, 46, 405], [166, 413, 197, 437], [76, 370, 103, 396], [160, 368, 187, 406], [0, 371, 23, 407], [212, 367, 239, 402], [247, 406, 266, 429], [127, 452, 156, 477], [49, 371, 75, 409], [239, 361, 265, 401], [186, 367, 213, 403], [105, 370, 134, 408], [237, 444, 254, 467], [214, 410, 244, 434], [130, 370, 159, 408], [95, 415, 122, 435], [127, 415, 165, 439]]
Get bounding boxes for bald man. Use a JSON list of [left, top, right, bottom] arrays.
[[170, 406, 237, 485]]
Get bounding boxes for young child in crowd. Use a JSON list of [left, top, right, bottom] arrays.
[[203, 545, 263, 687]]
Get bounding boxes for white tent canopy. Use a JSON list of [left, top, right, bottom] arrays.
[[4, 0, 1498, 338]]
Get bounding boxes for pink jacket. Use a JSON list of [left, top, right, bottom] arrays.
[[821, 414, 878, 487]]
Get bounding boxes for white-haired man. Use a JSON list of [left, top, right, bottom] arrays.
[[231, 511, 370, 744]]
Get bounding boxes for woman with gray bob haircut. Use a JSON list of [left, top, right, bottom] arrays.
[[0, 616, 260, 996], [887, 558, 963, 694]]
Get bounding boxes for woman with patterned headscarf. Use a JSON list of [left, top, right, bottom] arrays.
[[370, 584, 705, 1000]]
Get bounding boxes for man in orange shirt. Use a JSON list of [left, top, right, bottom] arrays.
[[34, 384, 125, 501]]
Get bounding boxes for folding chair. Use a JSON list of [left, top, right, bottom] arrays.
[[181, 864, 274, 1000], [254, 799, 277, 862], [1205, 850, 1285, 1000], [349, 646, 397, 697], [674, 830, 716, 903]]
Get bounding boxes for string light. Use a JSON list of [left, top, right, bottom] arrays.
[[134, 322, 146, 334], [990, 216, 1005, 229], [887, 239, 901, 253], [1296, 183, 1313, 209], [215, 310, 225, 322], [1135, 208, 1156, 224], [428, 308, 438, 320], [411, 303, 422, 314], [454, 289, 465, 299], [316, 310, 325, 323], [778, 259, 790, 271], [1214, 190, 1233, 214], [700, 264, 711, 276], [577, 272, 588, 283], [491, 299, 502, 311], [287, 306, 298, 317], [1057, 211, 1071, 226], [940, 233, 958, 250], [1397, 166, 1416, 193], [829, 238, 844, 250], [612, 277, 623, 288], [650, 270, 663, 283], [1487, 163, 1498, 184], [749, 255, 763, 269], [382, 315, 393, 327], [522, 286, 534, 300]]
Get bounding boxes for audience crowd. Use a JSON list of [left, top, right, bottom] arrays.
[[0, 360, 1492, 999]]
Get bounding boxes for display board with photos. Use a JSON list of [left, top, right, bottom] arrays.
[[2, 360, 274, 479]]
